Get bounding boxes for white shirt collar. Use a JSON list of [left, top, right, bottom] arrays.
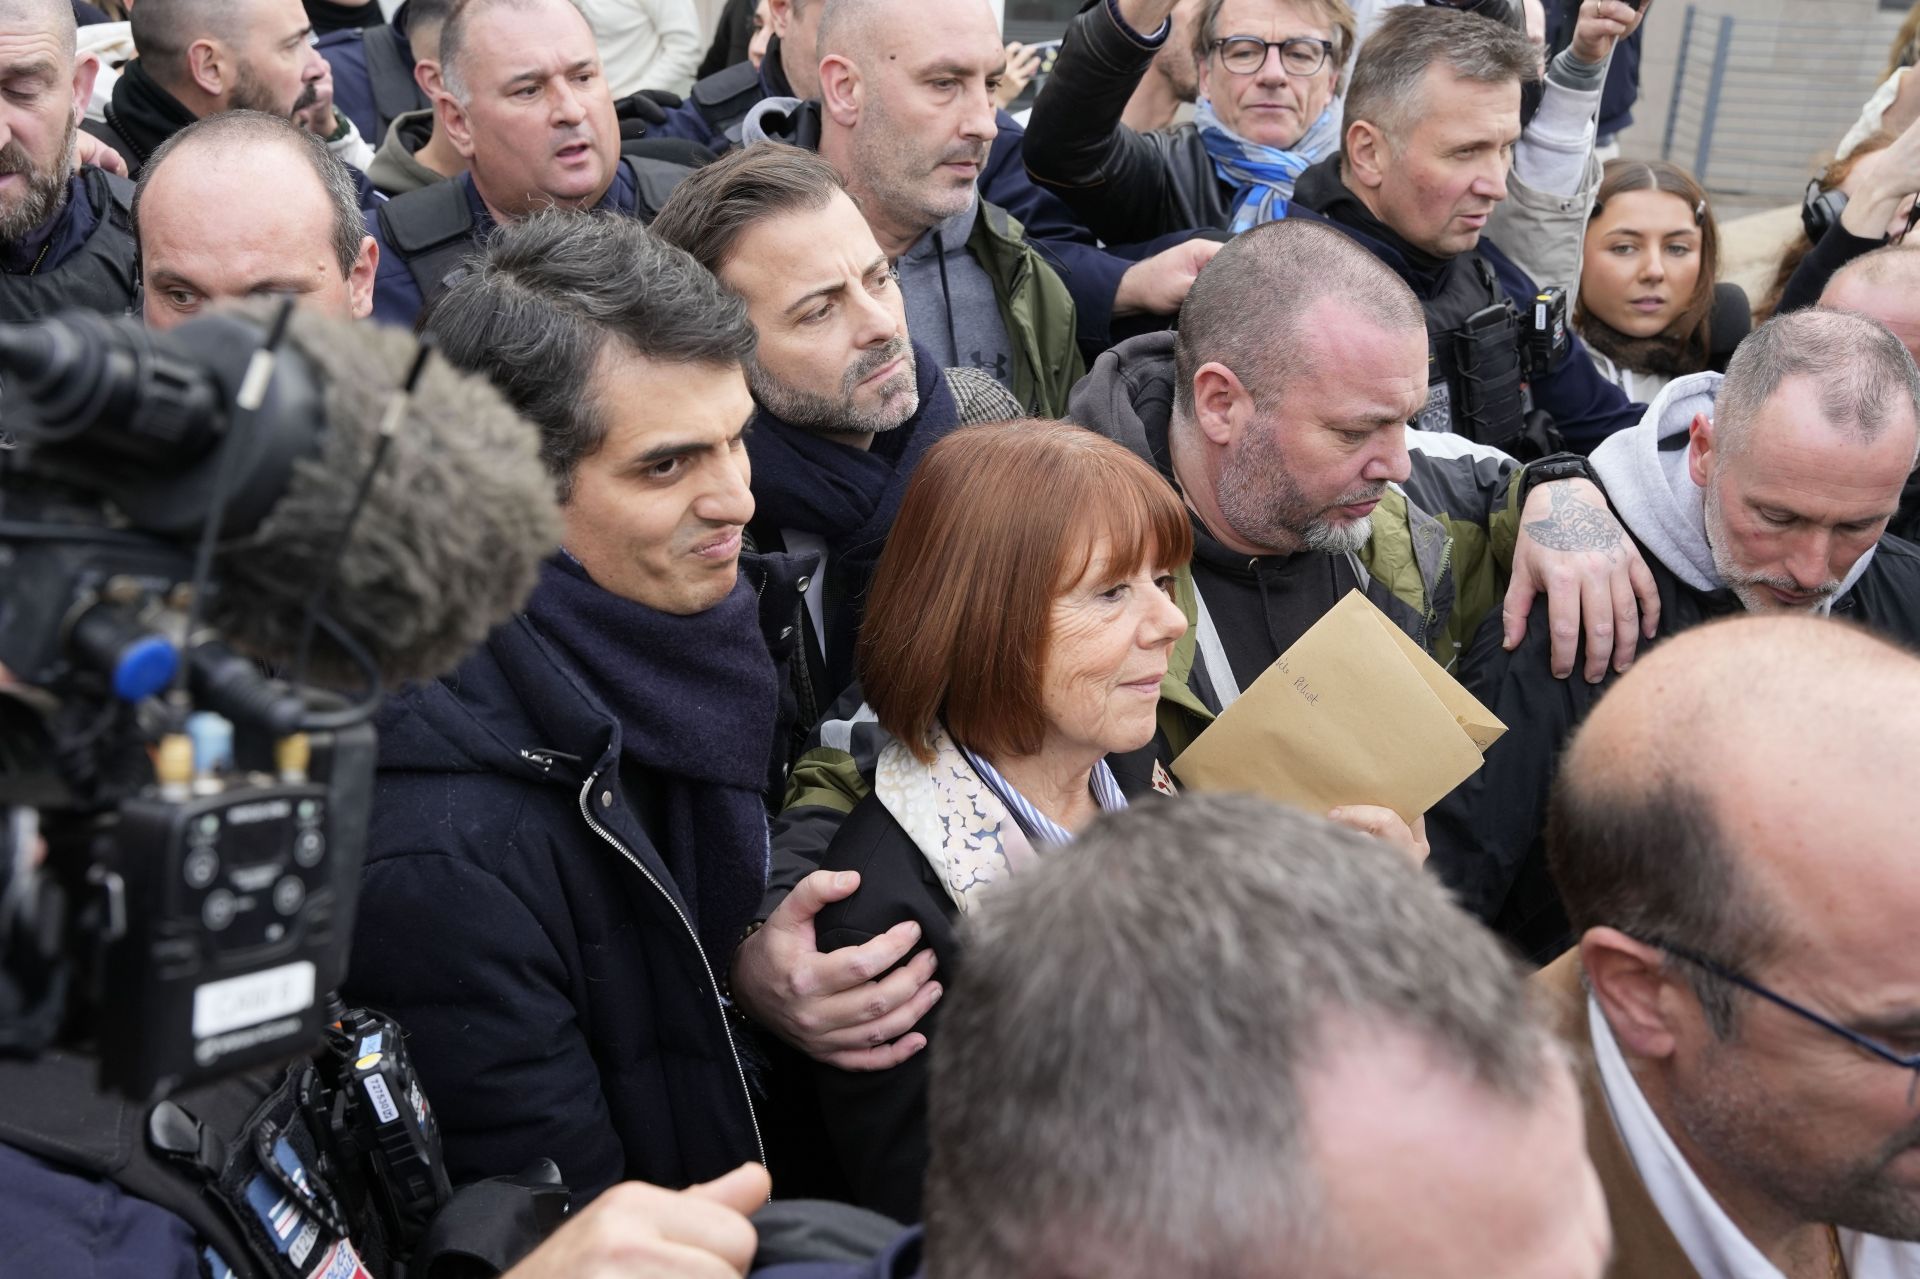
[[1588, 996, 1920, 1279]]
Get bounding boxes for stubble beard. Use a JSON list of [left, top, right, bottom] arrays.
[[749, 336, 919, 436]]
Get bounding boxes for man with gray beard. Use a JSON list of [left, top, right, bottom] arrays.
[[651, 142, 1021, 700], [1428, 307, 1920, 964], [0, 0, 136, 320], [1068, 215, 1660, 724]]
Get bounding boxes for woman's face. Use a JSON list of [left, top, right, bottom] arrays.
[[1582, 188, 1705, 339], [1035, 538, 1189, 764]]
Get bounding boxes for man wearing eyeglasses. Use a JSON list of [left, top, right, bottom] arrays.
[[1539, 613, 1920, 1279]]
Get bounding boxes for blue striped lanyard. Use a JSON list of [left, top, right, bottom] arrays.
[[959, 746, 1128, 847]]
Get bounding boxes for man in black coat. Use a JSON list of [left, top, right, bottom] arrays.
[[0, 0, 137, 320], [1430, 309, 1920, 963], [344, 211, 815, 1205]]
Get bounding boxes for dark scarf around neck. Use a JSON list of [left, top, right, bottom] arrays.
[[1577, 310, 1700, 380], [108, 59, 201, 167], [522, 554, 778, 966], [746, 340, 957, 578]]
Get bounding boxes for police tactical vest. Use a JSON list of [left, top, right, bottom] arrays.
[[1413, 250, 1530, 449], [688, 59, 764, 148], [376, 157, 693, 314], [0, 168, 139, 323]]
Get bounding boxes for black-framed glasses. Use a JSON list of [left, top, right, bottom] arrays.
[[1210, 35, 1335, 77], [1656, 940, 1920, 1103]]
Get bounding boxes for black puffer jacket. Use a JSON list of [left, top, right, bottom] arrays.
[[1022, 0, 1232, 244], [1428, 535, 1920, 962], [345, 552, 813, 1204]]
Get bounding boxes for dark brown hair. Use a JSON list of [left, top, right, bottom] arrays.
[[858, 420, 1193, 764], [1577, 159, 1720, 372], [649, 141, 847, 277]]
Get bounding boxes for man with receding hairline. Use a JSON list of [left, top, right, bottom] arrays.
[[82, 0, 329, 177], [133, 110, 377, 330], [0, 0, 137, 318], [1429, 308, 1920, 962], [1541, 614, 1920, 1278], [366, 0, 701, 327]]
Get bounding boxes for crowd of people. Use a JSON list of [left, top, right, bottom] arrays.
[[6, 0, 1920, 1274]]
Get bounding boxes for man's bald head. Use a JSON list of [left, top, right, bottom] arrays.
[[130, 0, 236, 83], [0, 0, 75, 59], [1823, 245, 1920, 366], [813, 0, 891, 62], [1548, 615, 1920, 1027]]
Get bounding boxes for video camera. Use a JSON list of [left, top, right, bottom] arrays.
[[0, 305, 397, 1103]]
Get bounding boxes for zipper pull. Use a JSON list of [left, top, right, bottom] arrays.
[[520, 747, 584, 775]]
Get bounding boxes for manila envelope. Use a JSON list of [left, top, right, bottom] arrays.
[[1173, 589, 1506, 825]]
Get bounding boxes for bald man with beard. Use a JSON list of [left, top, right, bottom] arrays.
[[1542, 614, 1920, 1279], [83, 0, 328, 176], [0, 0, 137, 319]]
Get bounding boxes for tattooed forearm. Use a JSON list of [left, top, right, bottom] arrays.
[[1523, 483, 1625, 554]]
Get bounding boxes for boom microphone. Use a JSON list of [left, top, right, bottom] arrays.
[[1, 307, 563, 688]]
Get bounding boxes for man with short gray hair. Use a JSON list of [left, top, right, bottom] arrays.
[[365, 0, 702, 327], [1292, 4, 1638, 454], [1429, 307, 1920, 962], [757, 794, 1612, 1279]]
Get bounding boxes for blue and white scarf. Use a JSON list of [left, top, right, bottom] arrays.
[[1195, 98, 1342, 232]]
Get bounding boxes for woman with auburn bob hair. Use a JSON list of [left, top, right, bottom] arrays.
[[802, 418, 1191, 1223]]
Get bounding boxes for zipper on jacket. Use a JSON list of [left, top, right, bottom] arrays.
[[572, 771, 769, 1177], [1422, 534, 1455, 655]]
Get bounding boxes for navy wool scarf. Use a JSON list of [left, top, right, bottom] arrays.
[[745, 343, 959, 683], [524, 554, 778, 967]]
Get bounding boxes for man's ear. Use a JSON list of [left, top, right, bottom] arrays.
[[1344, 120, 1389, 191], [185, 37, 228, 100], [70, 52, 100, 126], [1687, 411, 1716, 488], [817, 53, 860, 126], [438, 90, 475, 159], [768, 0, 795, 38], [1580, 927, 1684, 1062], [1191, 361, 1251, 448], [414, 56, 442, 99], [347, 234, 378, 321]]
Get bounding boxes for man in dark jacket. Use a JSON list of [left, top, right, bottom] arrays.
[[315, 0, 430, 148], [1291, 6, 1639, 454], [1429, 309, 1920, 963], [0, 0, 136, 320], [652, 143, 1022, 704], [365, 0, 702, 327], [82, 0, 330, 177], [345, 211, 816, 1205]]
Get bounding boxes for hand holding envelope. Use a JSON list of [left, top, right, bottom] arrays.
[[1173, 590, 1506, 825]]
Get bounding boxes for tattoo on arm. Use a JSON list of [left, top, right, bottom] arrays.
[[1523, 484, 1625, 554]]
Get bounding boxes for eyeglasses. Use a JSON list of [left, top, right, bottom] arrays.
[[1210, 36, 1335, 77], [1656, 940, 1920, 1104]]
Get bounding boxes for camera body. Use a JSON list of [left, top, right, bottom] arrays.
[[0, 311, 368, 1099]]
